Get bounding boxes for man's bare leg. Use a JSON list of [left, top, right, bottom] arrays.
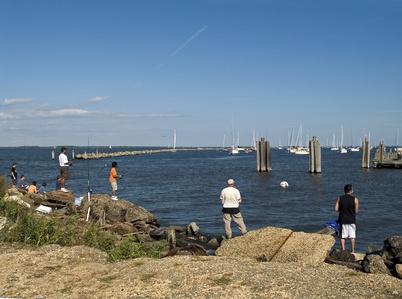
[[340, 238, 346, 251], [350, 238, 355, 253]]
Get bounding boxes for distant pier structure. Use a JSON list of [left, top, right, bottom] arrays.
[[372, 141, 402, 168]]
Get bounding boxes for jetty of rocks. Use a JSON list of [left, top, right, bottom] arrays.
[[74, 147, 217, 160]]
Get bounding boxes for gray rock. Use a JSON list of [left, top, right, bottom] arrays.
[[395, 264, 402, 279], [186, 222, 200, 236], [109, 222, 137, 236], [385, 236, 402, 257], [150, 227, 167, 240], [81, 194, 157, 225], [363, 254, 391, 275], [207, 238, 220, 250], [2, 187, 31, 208]]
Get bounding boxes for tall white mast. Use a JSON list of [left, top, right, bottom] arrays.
[[173, 129, 177, 151]]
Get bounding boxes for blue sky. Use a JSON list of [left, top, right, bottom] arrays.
[[1, 0, 402, 146]]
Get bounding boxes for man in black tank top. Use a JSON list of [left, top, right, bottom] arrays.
[[335, 184, 360, 253]]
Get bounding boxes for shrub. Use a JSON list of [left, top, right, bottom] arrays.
[[83, 224, 115, 252], [0, 200, 166, 262], [108, 237, 167, 262], [0, 176, 6, 199]]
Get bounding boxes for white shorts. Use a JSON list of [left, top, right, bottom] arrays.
[[341, 224, 356, 239], [111, 181, 118, 191]]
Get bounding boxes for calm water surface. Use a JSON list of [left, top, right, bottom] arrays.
[[1, 146, 401, 252]]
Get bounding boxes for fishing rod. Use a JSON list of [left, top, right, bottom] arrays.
[[85, 136, 92, 222]]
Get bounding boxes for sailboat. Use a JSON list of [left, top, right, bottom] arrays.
[[172, 129, 177, 152], [349, 129, 359, 152], [330, 134, 339, 151], [293, 125, 309, 155], [339, 126, 347, 154], [229, 120, 239, 155]]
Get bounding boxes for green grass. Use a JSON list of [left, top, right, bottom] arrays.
[[0, 199, 167, 262]]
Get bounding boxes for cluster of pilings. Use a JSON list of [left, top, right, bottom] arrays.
[[256, 136, 373, 173]]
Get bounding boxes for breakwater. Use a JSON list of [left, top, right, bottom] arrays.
[[74, 147, 218, 160]]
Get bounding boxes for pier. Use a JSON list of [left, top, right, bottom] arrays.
[[73, 147, 217, 160], [372, 141, 402, 168]]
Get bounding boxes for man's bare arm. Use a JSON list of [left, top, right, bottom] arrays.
[[335, 198, 340, 212], [355, 197, 359, 213]]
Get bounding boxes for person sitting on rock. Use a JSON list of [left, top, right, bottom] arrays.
[[17, 174, 29, 190], [27, 181, 38, 194], [38, 182, 47, 194]]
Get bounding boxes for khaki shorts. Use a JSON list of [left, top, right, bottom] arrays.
[[110, 181, 117, 191], [60, 167, 69, 179]]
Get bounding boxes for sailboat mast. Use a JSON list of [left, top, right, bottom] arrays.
[[173, 129, 177, 150]]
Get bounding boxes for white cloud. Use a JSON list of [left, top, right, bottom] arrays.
[[0, 112, 18, 120], [2, 98, 33, 105], [0, 108, 92, 119], [131, 113, 187, 118], [33, 108, 92, 117], [87, 96, 108, 103]]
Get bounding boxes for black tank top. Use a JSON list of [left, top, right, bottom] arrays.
[[338, 194, 356, 224]]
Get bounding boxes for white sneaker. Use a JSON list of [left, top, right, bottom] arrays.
[[60, 188, 69, 193], [111, 196, 118, 201]]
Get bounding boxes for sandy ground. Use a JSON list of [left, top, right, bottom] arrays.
[[0, 244, 401, 299]]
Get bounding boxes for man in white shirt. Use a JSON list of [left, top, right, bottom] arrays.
[[220, 178, 247, 239], [58, 146, 71, 192]]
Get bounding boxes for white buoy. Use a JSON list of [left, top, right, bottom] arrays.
[[280, 181, 289, 188]]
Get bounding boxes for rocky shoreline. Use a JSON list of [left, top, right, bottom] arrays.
[[1, 186, 402, 298]]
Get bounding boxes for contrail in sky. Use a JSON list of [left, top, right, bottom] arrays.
[[170, 25, 208, 57]]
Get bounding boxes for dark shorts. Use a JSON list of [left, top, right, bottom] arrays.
[[60, 166, 70, 179], [222, 207, 240, 214]]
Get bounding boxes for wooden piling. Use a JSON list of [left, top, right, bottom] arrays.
[[256, 138, 271, 172], [362, 137, 370, 168], [256, 140, 261, 172], [309, 136, 321, 173], [167, 226, 176, 250], [378, 141, 385, 163]]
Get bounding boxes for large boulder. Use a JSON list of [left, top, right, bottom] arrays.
[[395, 264, 402, 279], [271, 231, 335, 266], [2, 187, 31, 208], [216, 227, 292, 260], [81, 194, 158, 225], [216, 227, 335, 266], [384, 236, 402, 257], [45, 191, 75, 204], [362, 254, 391, 275]]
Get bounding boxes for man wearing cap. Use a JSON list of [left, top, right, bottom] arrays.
[[220, 179, 247, 239]]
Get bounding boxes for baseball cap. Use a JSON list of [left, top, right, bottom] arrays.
[[227, 179, 235, 185]]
